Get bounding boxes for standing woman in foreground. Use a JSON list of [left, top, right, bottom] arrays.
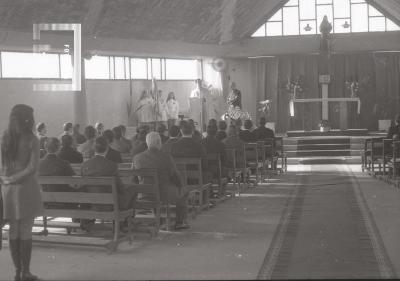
[[1, 104, 42, 281]]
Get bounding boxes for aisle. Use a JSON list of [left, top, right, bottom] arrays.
[[259, 165, 395, 279]]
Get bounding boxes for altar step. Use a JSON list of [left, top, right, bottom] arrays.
[[287, 156, 361, 165], [282, 136, 364, 158]]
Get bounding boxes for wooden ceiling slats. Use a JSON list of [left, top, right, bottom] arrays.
[[1, 0, 397, 45]]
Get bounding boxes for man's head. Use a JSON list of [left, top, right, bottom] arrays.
[[137, 128, 148, 142], [95, 122, 104, 133], [61, 134, 73, 148], [259, 117, 266, 127], [157, 123, 167, 134], [63, 122, 73, 134], [244, 119, 253, 130], [73, 123, 80, 134], [227, 125, 237, 137], [188, 119, 195, 129], [112, 126, 122, 140], [36, 122, 46, 135], [208, 119, 217, 127], [45, 137, 60, 154], [119, 125, 127, 137], [146, 131, 162, 150], [169, 125, 180, 138], [395, 114, 400, 125], [180, 120, 193, 137], [218, 120, 227, 131], [84, 125, 96, 140], [102, 129, 114, 144], [94, 136, 109, 155], [206, 125, 217, 137]]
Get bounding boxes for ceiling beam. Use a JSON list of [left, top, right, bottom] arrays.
[[82, 0, 105, 36], [366, 0, 400, 27], [219, 0, 237, 44]]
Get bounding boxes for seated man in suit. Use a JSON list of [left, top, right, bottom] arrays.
[[78, 125, 97, 160], [171, 120, 207, 165], [201, 125, 227, 179], [216, 120, 227, 141], [252, 117, 274, 141], [131, 127, 148, 157], [239, 119, 256, 143], [161, 125, 180, 154], [387, 114, 400, 140], [58, 134, 83, 164], [81, 136, 136, 214], [188, 119, 202, 142], [72, 123, 86, 145], [111, 126, 130, 153], [171, 120, 210, 184], [119, 125, 132, 152], [39, 137, 76, 209], [224, 125, 246, 169], [102, 130, 122, 163], [157, 123, 169, 144], [133, 132, 189, 230]]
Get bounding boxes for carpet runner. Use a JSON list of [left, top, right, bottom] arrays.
[[258, 165, 395, 279]]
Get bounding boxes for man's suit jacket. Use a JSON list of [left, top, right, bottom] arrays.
[[216, 130, 227, 141], [201, 136, 226, 166], [111, 139, 130, 153], [39, 153, 75, 192], [171, 136, 208, 173], [81, 155, 133, 210], [161, 137, 179, 154], [106, 146, 122, 163], [252, 126, 274, 141], [133, 148, 182, 203], [57, 146, 83, 164], [239, 129, 256, 143], [160, 134, 169, 144]]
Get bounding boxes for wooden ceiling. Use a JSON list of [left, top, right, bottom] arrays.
[[0, 0, 285, 44], [0, 0, 399, 45]]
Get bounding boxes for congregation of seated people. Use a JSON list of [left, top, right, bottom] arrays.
[[35, 116, 276, 231]]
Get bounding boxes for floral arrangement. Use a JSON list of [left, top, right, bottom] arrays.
[[258, 99, 271, 116], [318, 119, 331, 132], [284, 75, 306, 99]]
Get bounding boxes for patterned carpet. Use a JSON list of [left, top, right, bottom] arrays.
[[258, 165, 396, 279]]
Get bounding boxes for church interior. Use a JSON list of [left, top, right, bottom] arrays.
[[1, 0, 400, 280]]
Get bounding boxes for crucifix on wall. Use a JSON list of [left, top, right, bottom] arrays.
[[289, 15, 361, 130]]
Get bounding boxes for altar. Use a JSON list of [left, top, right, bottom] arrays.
[[286, 129, 368, 138]]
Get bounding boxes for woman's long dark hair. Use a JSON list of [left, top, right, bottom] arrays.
[[166, 92, 175, 102], [1, 104, 35, 168]]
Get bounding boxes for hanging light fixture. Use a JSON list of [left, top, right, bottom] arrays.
[[304, 23, 312, 32], [342, 21, 350, 29]]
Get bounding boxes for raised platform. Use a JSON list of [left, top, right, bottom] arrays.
[[286, 129, 369, 137]]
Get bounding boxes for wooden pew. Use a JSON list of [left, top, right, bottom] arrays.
[[364, 137, 384, 176], [274, 137, 287, 173], [174, 157, 212, 212], [119, 169, 162, 236], [37, 176, 134, 253], [244, 143, 263, 186], [224, 148, 243, 197], [205, 153, 228, 202]]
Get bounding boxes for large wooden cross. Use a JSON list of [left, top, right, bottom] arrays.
[[289, 17, 361, 129], [289, 75, 361, 121]]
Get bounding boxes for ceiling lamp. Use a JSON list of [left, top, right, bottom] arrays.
[[342, 21, 350, 29], [304, 23, 312, 31]]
